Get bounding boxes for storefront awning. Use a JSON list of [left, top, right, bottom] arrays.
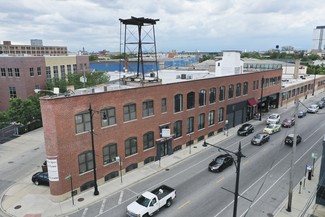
[[248, 98, 258, 106]]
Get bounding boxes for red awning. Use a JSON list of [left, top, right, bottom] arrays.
[[248, 98, 258, 106]]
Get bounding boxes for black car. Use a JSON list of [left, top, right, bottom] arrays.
[[251, 133, 270, 146], [237, 124, 254, 136], [208, 154, 234, 172], [317, 101, 325, 109], [297, 110, 307, 118], [32, 172, 49, 186], [285, 134, 302, 146]]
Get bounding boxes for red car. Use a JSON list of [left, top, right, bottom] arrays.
[[281, 118, 295, 128]]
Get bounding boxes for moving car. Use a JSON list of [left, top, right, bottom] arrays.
[[32, 172, 49, 186], [307, 104, 319, 113], [285, 134, 302, 146], [208, 154, 234, 172], [281, 118, 295, 128], [237, 123, 254, 136], [251, 133, 270, 145], [126, 185, 176, 217], [263, 124, 281, 134], [266, 113, 280, 125], [297, 110, 307, 118]]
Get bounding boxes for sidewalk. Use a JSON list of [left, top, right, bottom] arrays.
[[274, 157, 325, 217], [1, 99, 324, 217]]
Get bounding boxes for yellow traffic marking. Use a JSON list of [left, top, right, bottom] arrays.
[[216, 177, 224, 184], [243, 160, 250, 166], [178, 201, 190, 209]]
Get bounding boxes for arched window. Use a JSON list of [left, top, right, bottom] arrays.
[[125, 137, 137, 157], [174, 120, 182, 138], [78, 151, 93, 174], [143, 131, 154, 150], [236, 83, 241, 97], [209, 87, 216, 104], [228, 84, 234, 99], [174, 94, 183, 113], [243, 82, 248, 95], [219, 86, 225, 101], [199, 89, 206, 106], [187, 92, 195, 109]]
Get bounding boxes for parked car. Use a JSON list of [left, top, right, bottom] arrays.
[[307, 104, 319, 113], [281, 118, 295, 128], [317, 101, 325, 109], [32, 172, 49, 186], [285, 134, 302, 146], [266, 113, 280, 125], [297, 110, 307, 118], [237, 123, 254, 136], [208, 154, 234, 172], [263, 124, 281, 134]]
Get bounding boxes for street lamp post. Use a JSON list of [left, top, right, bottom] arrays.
[[259, 77, 264, 121], [203, 140, 245, 217], [89, 104, 99, 196]]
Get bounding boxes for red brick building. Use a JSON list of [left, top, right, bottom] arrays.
[[40, 68, 282, 201], [0, 55, 89, 111]]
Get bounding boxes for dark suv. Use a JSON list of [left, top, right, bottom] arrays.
[[317, 101, 325, 109], [285, 134, 302, 146]]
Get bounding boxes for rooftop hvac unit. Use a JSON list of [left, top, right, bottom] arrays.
[[187, 75, 192, 79], [181, 74, 186, 79], [176, 75, 181, 79]]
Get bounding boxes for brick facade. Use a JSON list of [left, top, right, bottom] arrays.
[[40, 69, 283, 201]]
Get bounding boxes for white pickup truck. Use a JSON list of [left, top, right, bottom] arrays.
[[126, 185, 176, 217]]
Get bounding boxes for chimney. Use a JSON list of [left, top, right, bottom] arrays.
[[294, 59, 300, 79]]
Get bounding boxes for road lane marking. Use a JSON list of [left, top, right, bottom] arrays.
[[216, 177, 224, 184], [81, 207, 88, 217], [99, 198, 106, 214], [118, 190, 124, 204], [178, 201, 190, 209], [215, 134, 323, 217]]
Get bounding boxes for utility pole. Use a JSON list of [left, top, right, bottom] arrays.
[[259, 77, 264, 121], [287, 98, 299, 212], [89, 104, 99, 196]]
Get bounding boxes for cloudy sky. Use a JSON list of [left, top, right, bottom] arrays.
[[1, 0, 324, 53]]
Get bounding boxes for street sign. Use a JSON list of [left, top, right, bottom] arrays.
[[312, 153, 318, 159]]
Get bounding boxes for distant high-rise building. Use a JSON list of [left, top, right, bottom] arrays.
[[312, 26, 325, 51], [30, 39, 43, 46]]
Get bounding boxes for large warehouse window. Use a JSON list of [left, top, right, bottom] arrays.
[[78, 151, 93, 174], [187, 92, 195, 109], [174, 94, 183, 113], [75, 112, 91, 133], [101, 107, 116, 127], [143, 131, 154, 150], [124, 103, 137, 122], [143, 100, 154, 117], [125, 137, 137, 157], [103, 143, 117, 165]]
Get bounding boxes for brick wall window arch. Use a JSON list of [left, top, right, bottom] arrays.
[[199, 89, 206, 106], [125, 137, 137, 157], [187, 91, 195, 109], [174, 94, 183, 113], [143, 131, 154, 150], [103, 143, 117, 165], [78, 151, 93, 174]]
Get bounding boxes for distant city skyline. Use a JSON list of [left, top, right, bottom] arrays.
[[1, 0, 325, 53]]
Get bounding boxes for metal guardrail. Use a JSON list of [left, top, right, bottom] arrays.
[[0, 125, 18, 142]]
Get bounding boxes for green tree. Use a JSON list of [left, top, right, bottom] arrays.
[[6, 96, 41, 125], [0, 111, 10, 128]]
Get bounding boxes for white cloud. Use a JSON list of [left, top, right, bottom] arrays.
[[0, 0, 324, 52]]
